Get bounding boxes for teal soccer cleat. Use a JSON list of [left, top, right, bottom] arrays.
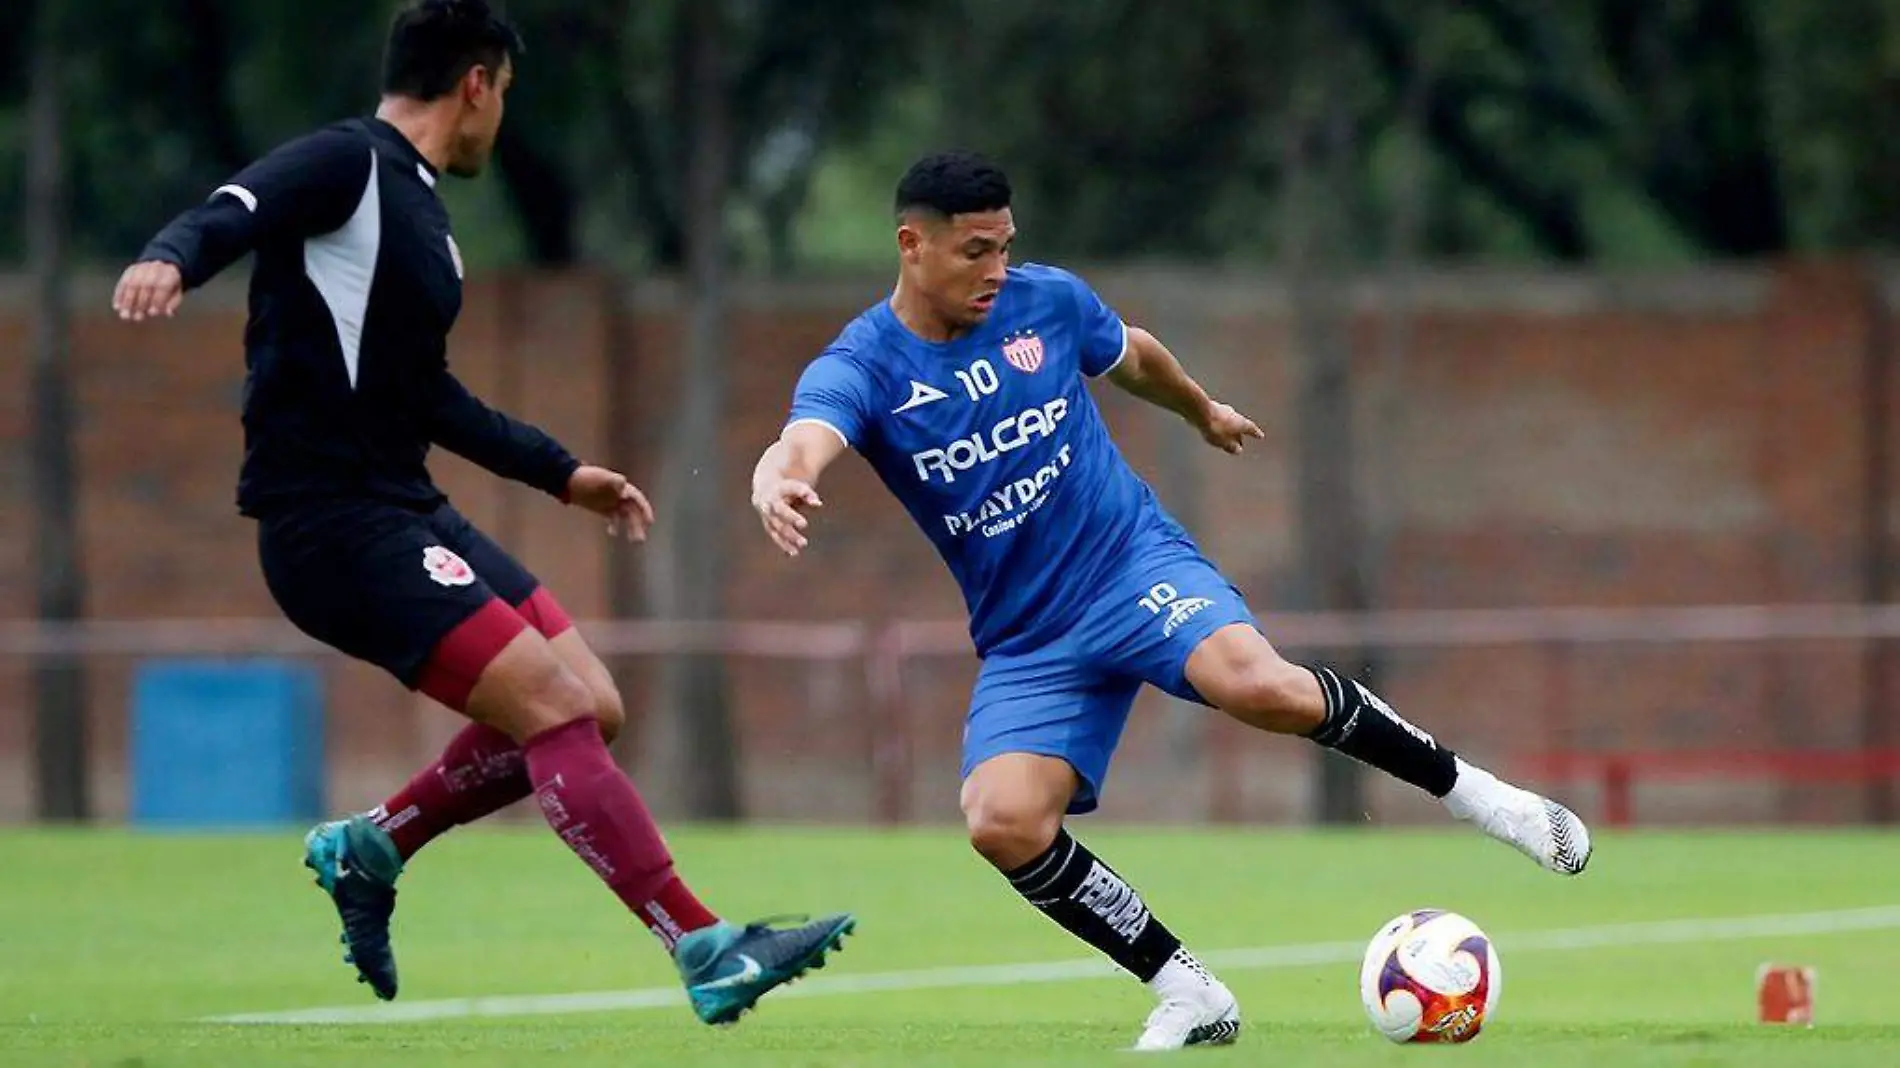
[[674, 913, 857, 1025], [302, 815, 404, 1001]]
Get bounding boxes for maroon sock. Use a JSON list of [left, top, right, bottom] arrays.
[[523, 717, 720, 949], [372, 723, 531, 860]]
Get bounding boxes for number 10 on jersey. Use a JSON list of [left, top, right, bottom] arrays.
[[954, 359, 1000, 401]]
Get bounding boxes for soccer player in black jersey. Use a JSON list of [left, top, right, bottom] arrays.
[[112, 0, 850, 1024]]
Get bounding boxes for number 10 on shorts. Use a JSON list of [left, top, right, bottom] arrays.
[[1138, 582, 1178, 615]]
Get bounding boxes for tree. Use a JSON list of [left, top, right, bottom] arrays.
[[1754, 0, 1900, 249], [1277, 5, 1377, 824], [490, 0, 927, 270], [644, 0, 742, 819], [1341, 0, 1787, 260], [26, 0, 88, 821], [911, 0, 1307, 261]]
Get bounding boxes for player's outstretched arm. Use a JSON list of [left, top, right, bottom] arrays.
[[751, 422, 847, 557], [425, 368, 654, 541], [114, 129, 367, 321], [1106, 327, 1265, 455]]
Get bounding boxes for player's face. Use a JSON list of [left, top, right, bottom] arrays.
[[449, 59, 512, 178], [903, 209, 1015, 329]]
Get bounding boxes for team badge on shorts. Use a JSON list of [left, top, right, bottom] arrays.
[[1002, 331, 1044, 374], [422, 545, 476, 587]]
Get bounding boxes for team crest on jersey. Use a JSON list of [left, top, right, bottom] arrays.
[[422, 546, 476, 587], [1002, 331, 1044, 374], [446, 234, 464, 280]]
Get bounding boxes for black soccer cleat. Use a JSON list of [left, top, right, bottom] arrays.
[[302, 815, 404, 1000], [675, 913, 857, 1025]]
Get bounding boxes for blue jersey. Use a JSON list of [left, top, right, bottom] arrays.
[[787, 264, 1187, 655]]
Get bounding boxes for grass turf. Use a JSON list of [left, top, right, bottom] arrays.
[[2, 826, 1895, 1065]]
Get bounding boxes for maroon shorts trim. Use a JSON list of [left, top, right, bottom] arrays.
[[514, 586, 575, 640], [416, 598, 531, 712]]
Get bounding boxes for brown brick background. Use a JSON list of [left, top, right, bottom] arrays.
[[1, 261, 1896, 825]]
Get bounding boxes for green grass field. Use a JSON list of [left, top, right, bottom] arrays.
[[2, 826, 1896, 1066]]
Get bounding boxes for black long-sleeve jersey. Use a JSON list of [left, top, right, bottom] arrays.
[[141, 116, 579, 517]]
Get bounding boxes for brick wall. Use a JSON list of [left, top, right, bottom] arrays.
[[1, 261, 1894, 824]]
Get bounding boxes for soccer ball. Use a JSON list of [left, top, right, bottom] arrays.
[[1358, 909, 1501, 1044]]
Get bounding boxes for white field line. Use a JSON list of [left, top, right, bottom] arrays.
[[205, 904, 1900, 1025]]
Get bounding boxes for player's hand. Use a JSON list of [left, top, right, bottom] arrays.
[[1197, 402, 1265, 455], [753, 478, 822, 557], [112, 261, 185, 321], [566, 465, 654, 542]]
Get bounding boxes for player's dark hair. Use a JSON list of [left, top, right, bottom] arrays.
[[895, 151, 1012, 220], [381, 0, 524, 101]]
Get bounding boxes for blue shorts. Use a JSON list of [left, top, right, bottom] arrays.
[[959, 535, 1258, 814]]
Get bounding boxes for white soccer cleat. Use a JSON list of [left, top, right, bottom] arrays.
[[1444, 759, 1593, 875], [1133, 950, 1241, 1051], [1133, 989, 1241, 1052]]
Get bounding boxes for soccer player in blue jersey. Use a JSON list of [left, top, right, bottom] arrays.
[[750, 152, 1593, 1050]]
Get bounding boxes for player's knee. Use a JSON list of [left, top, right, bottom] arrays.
[[1224, 659, 1325, 735], [490, 654, 598, 742], [963, 796, 1062, 870], [590, 681, 626, 743]]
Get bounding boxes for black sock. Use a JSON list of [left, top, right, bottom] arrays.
[[1305, 666, 1459, 797], [1003, 828, 1181, 982]]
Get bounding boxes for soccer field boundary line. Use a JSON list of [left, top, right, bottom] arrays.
[[205, 903, 1900, 1025]]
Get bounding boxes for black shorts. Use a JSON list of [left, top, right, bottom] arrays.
[[257, 500, 565, 699]]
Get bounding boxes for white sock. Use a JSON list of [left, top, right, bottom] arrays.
[[1147, 947, 1219, 1002]]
